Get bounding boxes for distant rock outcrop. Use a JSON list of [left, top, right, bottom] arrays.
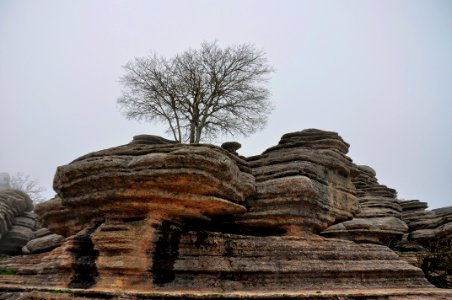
[[1, 131, 450, 298], [0, 189, 64, 255], [0, 189, 37, 254]]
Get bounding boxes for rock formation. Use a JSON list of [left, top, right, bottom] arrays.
[[321, 165, 408, 245], [0, 189, 36, 254], [400, 202, 452, 244], [0, 189, 64, 256], [241, 129, 359, 235], [0, 129, 450, 299]]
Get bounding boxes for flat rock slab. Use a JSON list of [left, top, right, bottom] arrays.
[[0, 286, 451, 299]]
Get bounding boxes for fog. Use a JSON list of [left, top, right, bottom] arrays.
[[0, 0, 451, 208]]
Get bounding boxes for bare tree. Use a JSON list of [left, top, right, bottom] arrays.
[[118, 41, 273, 143], [10, 172, 46, 204]]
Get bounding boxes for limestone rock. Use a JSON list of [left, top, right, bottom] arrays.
[[22, 233, 65, 254], [129, 134, 178, 145], [34, 196, 80, 237], [0, 131, 440, 294], [240, 129, 359, 234], [0, 212, 40, 254], [322, 164, 408, 245], [322, 217, 408, 244], [353, 165, 397, 198], [407, 206, 452, 243], [147, 225, 430, 291], [46, 141, 254, 288], [0, 190, 36, 254], [221, 141, 241, 155]]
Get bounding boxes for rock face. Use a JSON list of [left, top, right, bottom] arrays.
[[39, 140, 254, 290], [0, 189, 37, 254], [322, 165, 408, 245], [241, 129, 359, 234], [0, 131, 442, 296], [399, 200, 452, 244]]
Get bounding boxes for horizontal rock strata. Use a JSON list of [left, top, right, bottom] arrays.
[[240, 129, 359, 234], [0, 131, 443, 294], [322, 165, 408, 245], [150, 227, 430, 291], [0, 190, 39, 255], [53, 142, 253, 229], [399, 200, 452, 244]]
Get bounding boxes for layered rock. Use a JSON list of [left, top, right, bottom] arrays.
[[0, 131, 439, 295], [322, 165, 408, 245], [22, 228, 65, 254], [399, 200, 452, 244], [0, 189, 38, 254], [239, 129, 359, 234], [149, 224, 429, 291], [41, 140, 254, 289], [53, 142, 253, 230], [34, 196, 80, 237]]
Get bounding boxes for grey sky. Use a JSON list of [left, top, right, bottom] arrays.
[[0, 0, 451, 208]]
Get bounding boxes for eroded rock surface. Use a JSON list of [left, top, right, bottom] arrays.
[[399, 200, 452, 244], [0, 131, 444, 296], [240, 129, 359, 234], [322, 165, 408, 245], [0, 190, 38, 254]]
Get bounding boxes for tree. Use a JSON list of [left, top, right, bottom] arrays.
[[419, 237, 452, 288], [10, 172, 46, 204], [118, 41, 273, 143]]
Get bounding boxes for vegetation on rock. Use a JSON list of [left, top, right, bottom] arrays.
[[118, 41, 273, 143], [420, 237, 452, 288]]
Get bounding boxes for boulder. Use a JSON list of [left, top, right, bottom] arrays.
[[22, 233, 65, 254], [221, 141, 241, 155], [129, 134, 178, 145]]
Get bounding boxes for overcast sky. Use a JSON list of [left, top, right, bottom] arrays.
[[0, 0, 451, 209]]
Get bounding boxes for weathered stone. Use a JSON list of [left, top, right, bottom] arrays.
[[34, 197, 80, 237], [352, 165, 397, 198], [0, 190, 36, 254], [221, 141, 242, 154], [398, 200, 452, 244], [322, 164, 408, 245], [242, 129, 359, 234], [22, 233, 65, 254], [33, 227, 52, 238], [0, 130, 444, 295], [129, 134, 178, 145], [53, 143, 252, 225], [322, 217, 408, 244]]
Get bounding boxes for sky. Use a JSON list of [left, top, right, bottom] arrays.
[[0, 0, 451, 209]]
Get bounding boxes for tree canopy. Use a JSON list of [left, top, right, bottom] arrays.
[[118, 41, 273, 143]]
